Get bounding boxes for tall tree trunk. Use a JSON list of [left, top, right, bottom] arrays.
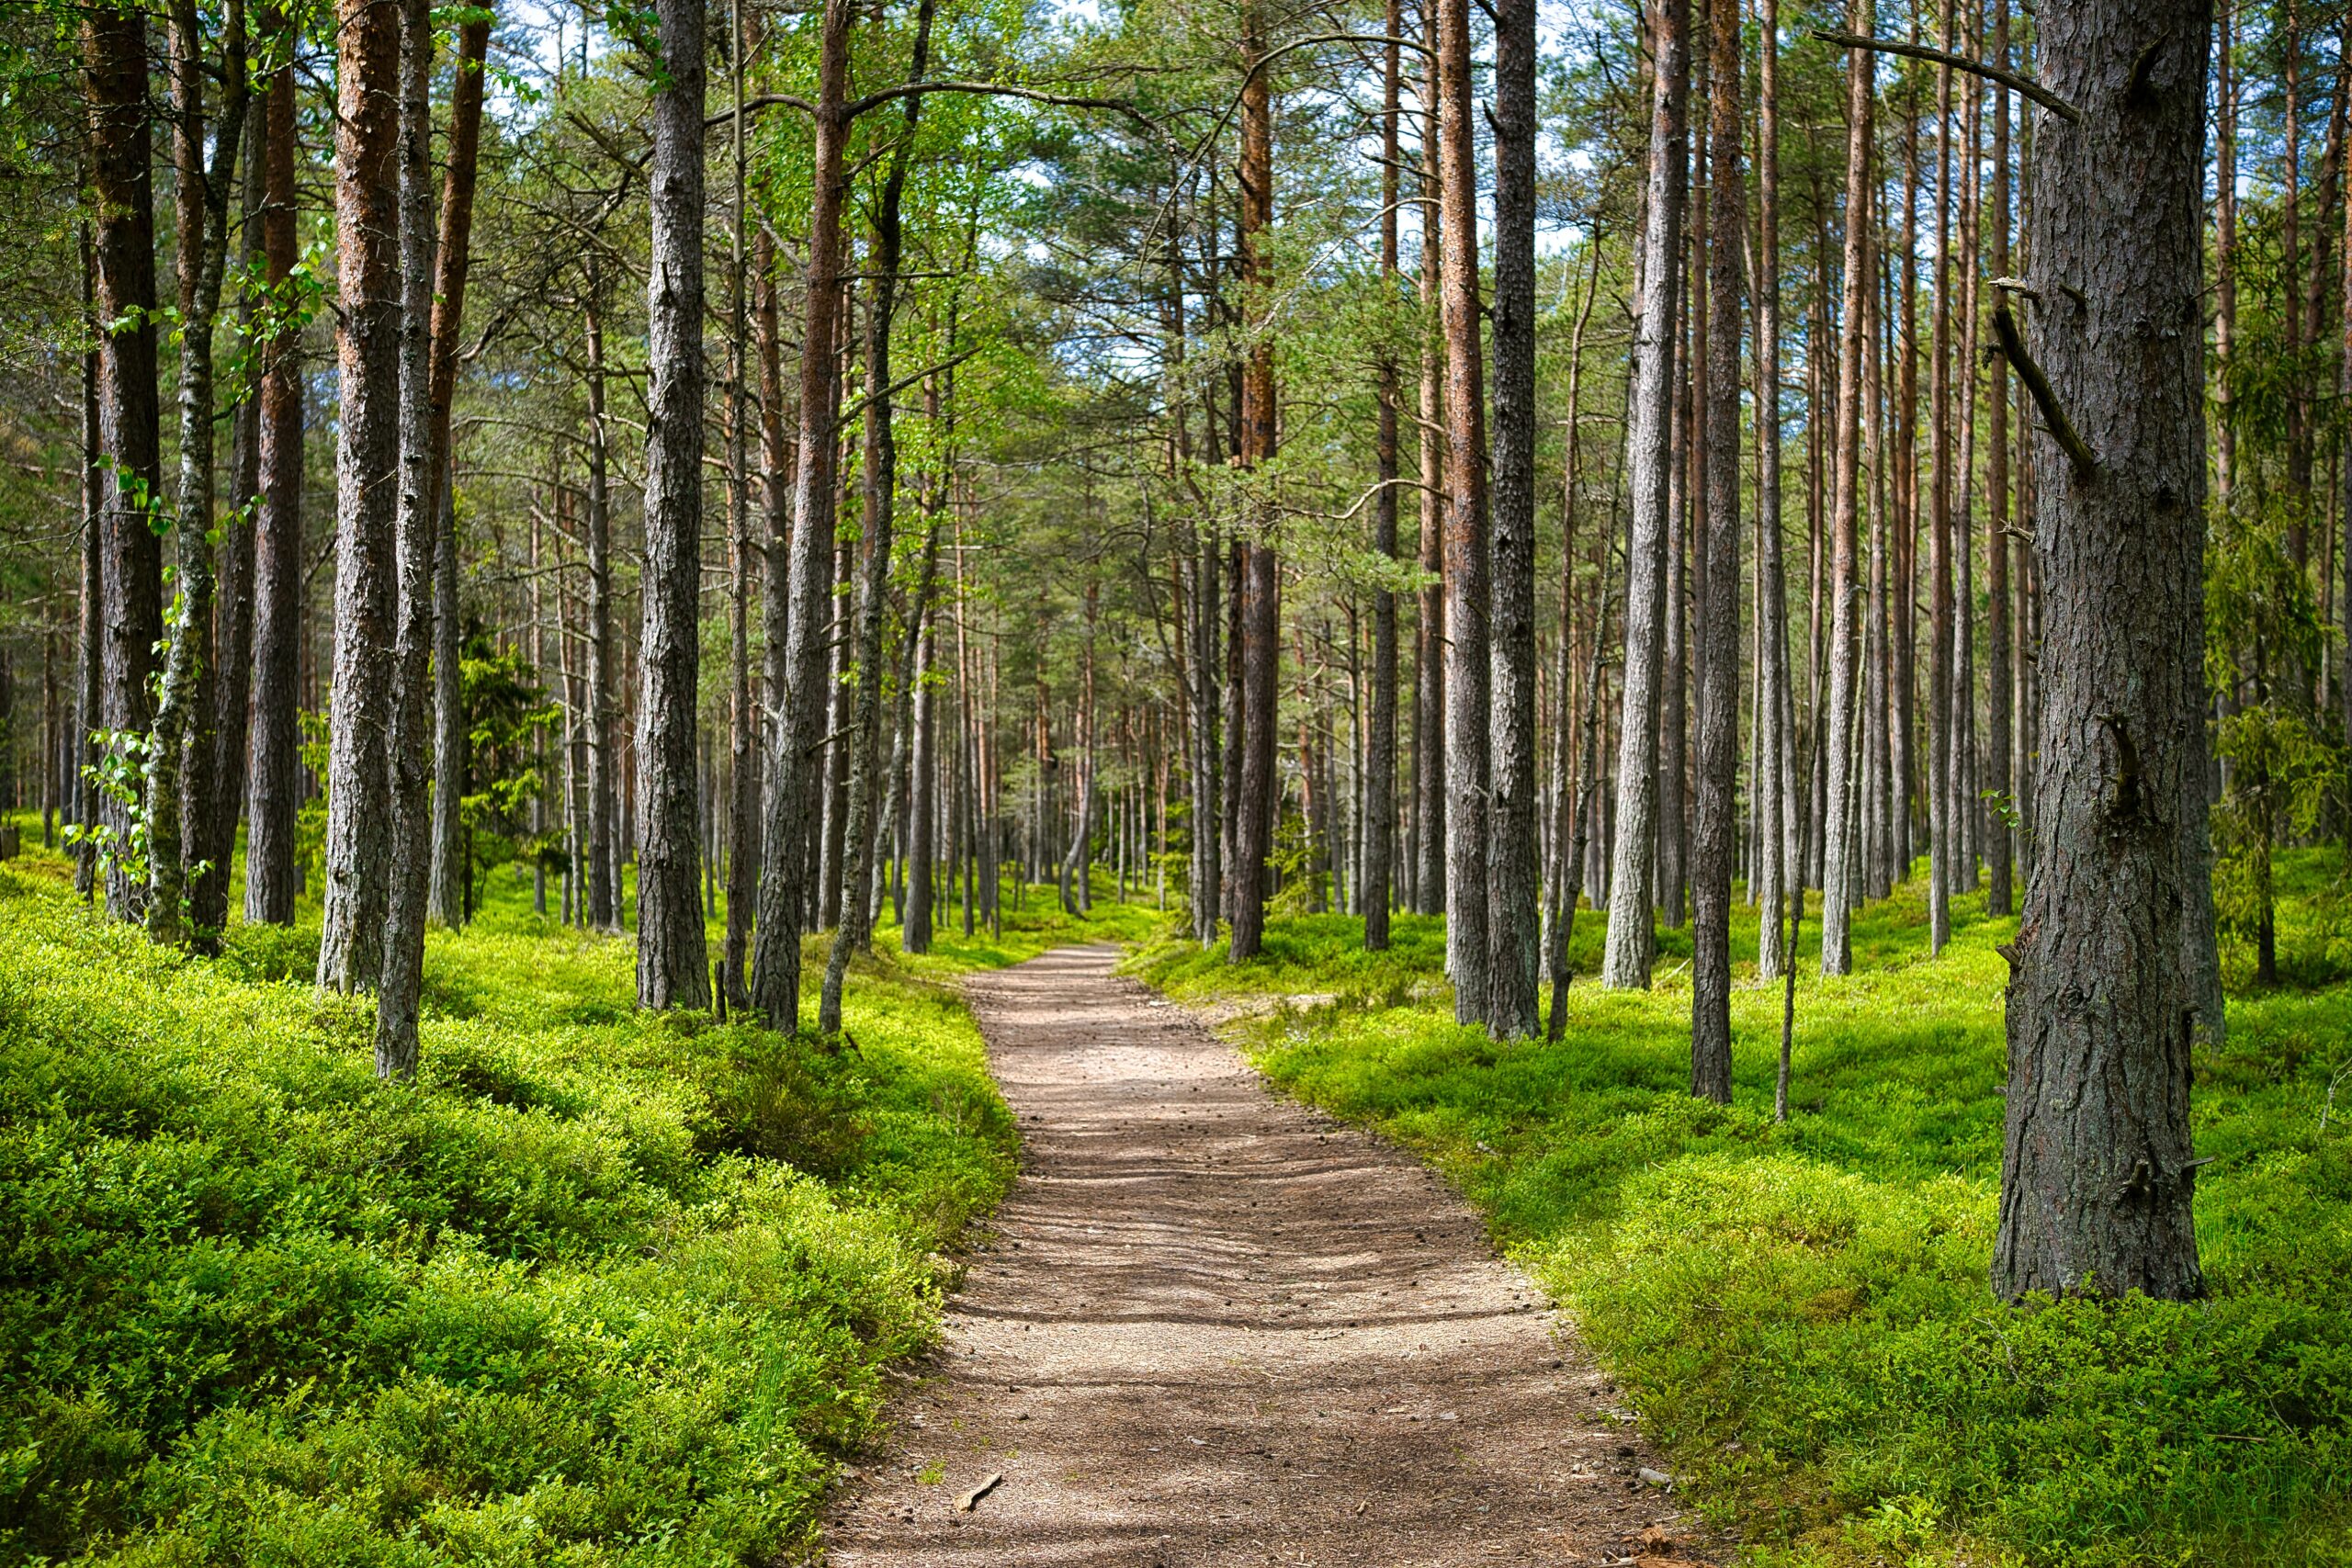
[[820, 0, 933, 1030], [375, 0, 438, 1075], [1228, 0, 1282, 962], [723, 0, 758, 1007], [1364, 0, 1403, 953], [1690, 0, 1742, 1101], [2213, 4, 2235, 501], [1992, 0, 2211, 1303], [1755, 0, 1792, 979], [752, 0, 853, 1025], [584, 276, 618, 929], [635, 0, 712, 1010], [1985, 0, 2015, 917], [202, 86, 264, 939], [76, 229, 102, 902], [1413, 91, 1447, 918], [1601, 0, 1689, 988], [147, 0, 245, 947], [315, 0, 401, 991], [244, 14, 302, 925], [1484, 0, 1540, 1034], [1547, 240, 1605, 1015], [1817, 4, 1872, 976], [1926, 18, 1956, 955]]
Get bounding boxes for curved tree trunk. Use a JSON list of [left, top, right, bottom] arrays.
[[1992, 0, 2211, 1303], [634, 0, 712, 1010]]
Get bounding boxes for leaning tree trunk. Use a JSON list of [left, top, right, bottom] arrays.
[[315, 0, 401, 992], [1816, 2, 1873, 977], [375, 0, 437, 1077], [1434, 0, 1493, 1015], [634, 0, 711, 1010], [1992, 0, 2212, 1303], [1601, 0, 1690, 989], [244, 11, 302, 925], [1690, 0, 1743, 1102], [85, 5, 165, 924], [1484, 0, 1541, 1036], [752, 0, 853, 1026]]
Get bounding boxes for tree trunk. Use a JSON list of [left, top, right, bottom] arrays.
[[723, 0, 758, 1008], [583, 277, 618, 930], [635, 0, 712, 1010], [1690, 0, 1742, 1102], [1992, 0, 2211, 1303], [1817, 6, 1872, 976], [315, 0, 401, 991], [1484, 0, 1541, 1035], [1413, 16, 1446, 919], [244, 17, 301, 925], [1985, 0, 2015, 917], [1364, 0, 1403, 953], [375, 0, 439, 1076], [1228, 0, 1281, 963], [1601, 0, 1688, 989], [752, 0, 853, 1025], [1754, 0, 1792, 979]]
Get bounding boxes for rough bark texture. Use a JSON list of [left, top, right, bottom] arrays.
[[634, 0, 712, 1011], [1227, 0, 1280, 964], [316, 0, 401, 992], [1434, 0, 1492, 1015], [1992, 0, 2211, 1303], [244, 22, 301, 926], [584, 283, 618, 930], [1985, 0, 2015, 918], [1601, 0, 1689, 989], [1363, 0, 1402, 953], [1754, 0, 1793, 980], [1690, 0, 1742, 1103], [1484, 0, 1541, 1037], [1817, 5, 1873, 976], [376, 0, 437, 1077], [752, 0, 852, 1026], [723, 2, 757, 1007]]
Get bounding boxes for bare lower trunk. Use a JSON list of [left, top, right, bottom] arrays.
[[1985, 0, 2015, 918], [1413, 23, 1446, 919], [1364, 0, 1403, 953], [1690, 0, 1742, 1102], [583, 286, 617, 930], [1992, 0, 2210, 1303], [315, 0, 401, 991], [634, 0, 711, 1010], [1754, 0, 1792, 979], [1227, 1, 1280, 963], [1484, 0, 1541, 1036], [1601, 0, 1688, 989]]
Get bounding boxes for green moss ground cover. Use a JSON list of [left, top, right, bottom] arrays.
[[0, 830, 1146, 1565], [1127, 857, 2352, 1567]]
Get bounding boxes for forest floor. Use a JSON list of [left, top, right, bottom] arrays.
[[825, 944, 1702, 1568]]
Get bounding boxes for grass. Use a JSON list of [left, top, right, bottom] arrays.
[[1125, 856, 2352, 1567], [0, 828, 1148, 1566]]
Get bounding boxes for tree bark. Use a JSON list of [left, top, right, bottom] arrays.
[[635, 0, 712, 1010], [1817, 4, 1873, 976], [1754, 0, 1794, 979], [1985, 0, 2015, 918], [723, 0, 758, 1008], [1690, 0, 1743, 1102], [244, 16, 301, 925], [316, 0, 401, 991], [583, 276, 618, 930], [1228, 0, 1281, 963], [1364, 0, 1403, 953], [752, 0, 853, 1025], [1484, 0, 1541, 1035], [1413, 8, 1446, 919], [1992, 0, 2211, 1303], [1601, 0, 1688, 989]]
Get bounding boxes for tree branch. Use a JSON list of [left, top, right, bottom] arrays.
[[1810, 28, 2082, 123], [1990, 304, 2097, 480]]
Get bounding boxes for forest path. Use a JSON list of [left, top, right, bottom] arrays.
[[823, 944, 1701, 1567]]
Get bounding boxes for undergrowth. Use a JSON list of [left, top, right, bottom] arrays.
[[1126, 852, 2352, 1567], [0, 834, 1142, 1566]]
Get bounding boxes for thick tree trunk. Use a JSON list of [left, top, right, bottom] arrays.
[[634, 0, 712, 1010], [1484, 0, 1540, 1035], [1817, 5, 1873, 976], [244, 22, 301, 925], [1690, 0, 1742, 1102], [752, 0, 853, 1025], [1363, 0, 1402, 953], [1227, 0, 1281, 963], [1601, 0, 1688, 989], [316, 0, 401, 991], [375, 0, 438, 1077], [1992, 0, 2211, 1303]]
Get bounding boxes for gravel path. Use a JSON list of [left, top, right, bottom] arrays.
[[824, 944, 1702, 1567]]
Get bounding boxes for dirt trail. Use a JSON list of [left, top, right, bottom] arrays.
[[826, 945, 1700, 1567]]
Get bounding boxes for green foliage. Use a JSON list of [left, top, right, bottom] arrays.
[[1127, 874, 2352, 1567], [455, 634, 561, 904], [0, 851, 1030, 1565]]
